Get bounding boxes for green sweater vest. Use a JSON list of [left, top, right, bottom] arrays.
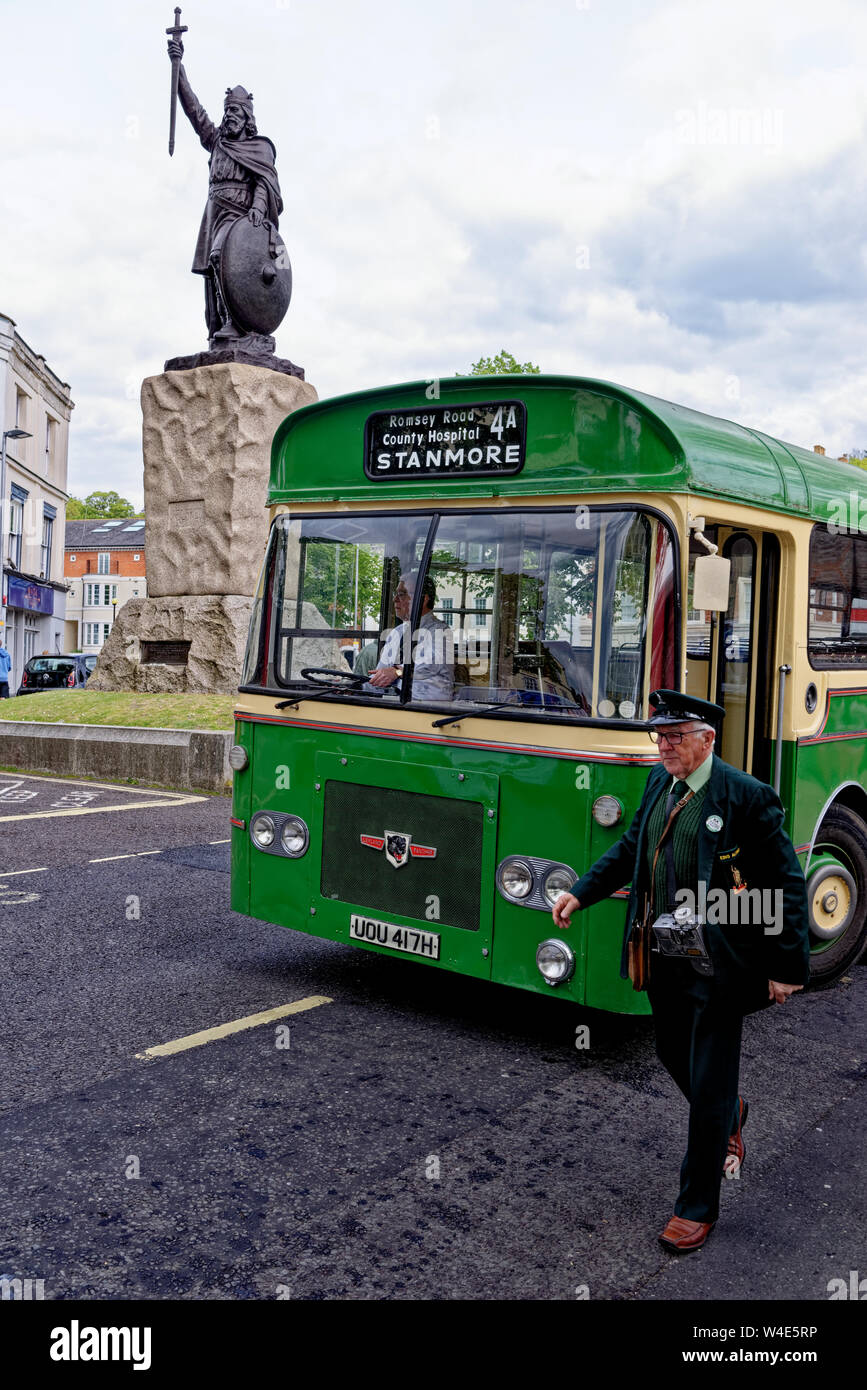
[[645, 780, 709, 916]]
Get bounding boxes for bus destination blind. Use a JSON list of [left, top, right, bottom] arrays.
[[364, 400, 527, 479]]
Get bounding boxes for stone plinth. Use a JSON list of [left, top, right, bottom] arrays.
[[142, 363, 317, 599], [88, 595, 253, 694]]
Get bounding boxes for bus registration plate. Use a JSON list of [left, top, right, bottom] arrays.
[[349, 914, 440, 960]]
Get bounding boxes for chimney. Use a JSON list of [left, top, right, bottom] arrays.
[[813, 445, 826, 455]]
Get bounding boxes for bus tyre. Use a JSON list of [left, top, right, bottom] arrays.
[[807, 805, 867, 986]]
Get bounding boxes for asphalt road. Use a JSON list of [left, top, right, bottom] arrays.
[[0, 769, 864, 1302]]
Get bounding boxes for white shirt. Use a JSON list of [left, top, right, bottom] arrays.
[[370, 611, 455, 702]]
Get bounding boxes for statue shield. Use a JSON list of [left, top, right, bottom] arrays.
[[220, 217, 293, 336]]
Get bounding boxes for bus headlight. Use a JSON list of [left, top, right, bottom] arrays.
[[536, 938, 575, 986], [228, 744, 249, 771], [280, 816, 309, 857], [497, 858, 534, 900], [542, 865, 575, 906], [250, 813, 276, 849], [592, 795, 623, 827]]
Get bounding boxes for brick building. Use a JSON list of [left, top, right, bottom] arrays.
[[64, 518, 147, 655]]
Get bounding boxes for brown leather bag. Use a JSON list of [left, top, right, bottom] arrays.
[[627, 902, 651, 991]]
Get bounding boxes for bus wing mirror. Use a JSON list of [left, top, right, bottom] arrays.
[[692, 554, 731, 611]]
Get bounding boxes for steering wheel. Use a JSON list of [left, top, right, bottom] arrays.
[[300, 666, 369, 685]]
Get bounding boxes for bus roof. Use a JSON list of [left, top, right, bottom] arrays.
[[269, 373, 861, 522]]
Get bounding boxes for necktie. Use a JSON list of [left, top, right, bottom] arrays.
[[666, 780, 689, 815]]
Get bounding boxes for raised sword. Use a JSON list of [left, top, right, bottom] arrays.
[[166, 6, 188, 156]]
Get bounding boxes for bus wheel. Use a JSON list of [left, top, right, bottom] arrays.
[[806, 805, 867, 986]]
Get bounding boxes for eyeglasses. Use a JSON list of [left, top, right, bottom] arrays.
[[648, 728, 704, 746], [394, 586, 411, 599]]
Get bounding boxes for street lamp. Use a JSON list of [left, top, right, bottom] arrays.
[[1, 428, 33, 643]]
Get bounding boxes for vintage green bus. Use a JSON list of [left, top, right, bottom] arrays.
[[229, 374, 867, 1014]]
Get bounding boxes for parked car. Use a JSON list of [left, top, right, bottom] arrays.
[[17, 654, 91, 695]]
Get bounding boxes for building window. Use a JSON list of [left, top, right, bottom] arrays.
[[133, 553, 140, 561], [15, 389, 29, 430], [41, 515, 53, 580], [97, 552, 110, 574], [84, 582, 102, 606], [8, 498, 23, 568], [45, 416, 55, 459], [809, 524, 867, 667], [23, 625, 37, 664], [69, 554, 76, 562], [103, 623, 111, 642], [472, 598, 486, 627], [438, 597, 454, 626]]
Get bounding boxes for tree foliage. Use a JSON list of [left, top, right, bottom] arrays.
[[302, 541, 385, 630], [458, 350, 541, 376], [67, 491, 136, 519]]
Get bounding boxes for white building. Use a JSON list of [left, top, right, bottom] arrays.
[[1, 312, 74, 692]]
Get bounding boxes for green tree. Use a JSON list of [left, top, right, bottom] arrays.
[[302, 542, 385, 630], [458, 350, 541, 376], [67, 491, 136, 519]]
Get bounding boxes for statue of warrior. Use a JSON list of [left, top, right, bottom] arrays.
[[166, 35, 283, 347]]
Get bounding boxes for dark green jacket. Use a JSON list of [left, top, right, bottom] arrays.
[[570, 754, 810, 1009]]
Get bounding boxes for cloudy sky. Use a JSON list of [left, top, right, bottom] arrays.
[[3, 0, 867, 507]]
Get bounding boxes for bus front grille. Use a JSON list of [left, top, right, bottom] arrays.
[[321, 781, 483, 931]]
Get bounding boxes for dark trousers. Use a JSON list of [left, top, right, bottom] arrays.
[[648, 955, 743, 1223], [0, 681, 8, 699]]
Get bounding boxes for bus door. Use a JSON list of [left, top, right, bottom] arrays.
[[687, 527, 780, 778]]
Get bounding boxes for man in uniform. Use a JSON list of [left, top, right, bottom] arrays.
[[552, 690, 811, 1251], [167, 36, 282, 345]]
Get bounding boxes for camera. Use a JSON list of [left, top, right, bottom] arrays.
[[651, 904, 714, 976]]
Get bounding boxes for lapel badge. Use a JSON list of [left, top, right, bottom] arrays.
[[705, 814, 723, 833]]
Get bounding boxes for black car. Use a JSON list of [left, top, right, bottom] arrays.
[[17, 654, 91, 695]]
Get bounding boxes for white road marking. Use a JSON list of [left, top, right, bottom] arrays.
[[0, 796, 206, 823], [0, 885, 41, 905], [0, 867, 48, 878], [89, 850, 164, 863], [209, 839, 230, 845], [0, 771, 206, 820], [0, 771, 204, 798], [135, 995, 333, 1060]]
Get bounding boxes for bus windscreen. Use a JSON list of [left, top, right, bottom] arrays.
[[242, 507, 675, 721]]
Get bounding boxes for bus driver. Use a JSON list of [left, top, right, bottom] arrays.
[[366, 572, 454, 703]]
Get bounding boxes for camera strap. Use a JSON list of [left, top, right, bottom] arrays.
[[649, 784, 694, 917]]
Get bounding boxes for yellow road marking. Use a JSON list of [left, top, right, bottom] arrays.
[[135, 996, 333, 1060], [0, 867, 48, 877], [0, 796, 205, 823]]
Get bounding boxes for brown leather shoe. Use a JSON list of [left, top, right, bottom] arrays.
[[658, 1216, 715, 1251], [724, 1095, 749, 1178]]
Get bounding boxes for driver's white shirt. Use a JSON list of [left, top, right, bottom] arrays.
[[370, 611, 454, 702]]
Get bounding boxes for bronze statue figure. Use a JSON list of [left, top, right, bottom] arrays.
[[166, 19, 293, 361]]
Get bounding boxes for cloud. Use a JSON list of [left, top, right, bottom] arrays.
[[1, 0, 866, 509]]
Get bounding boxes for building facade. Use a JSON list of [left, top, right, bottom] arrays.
[[1, 312, 74, 692], [64, 519, 147, 656]]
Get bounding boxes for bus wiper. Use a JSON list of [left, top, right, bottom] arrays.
[[432, 698, 588, 729]]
